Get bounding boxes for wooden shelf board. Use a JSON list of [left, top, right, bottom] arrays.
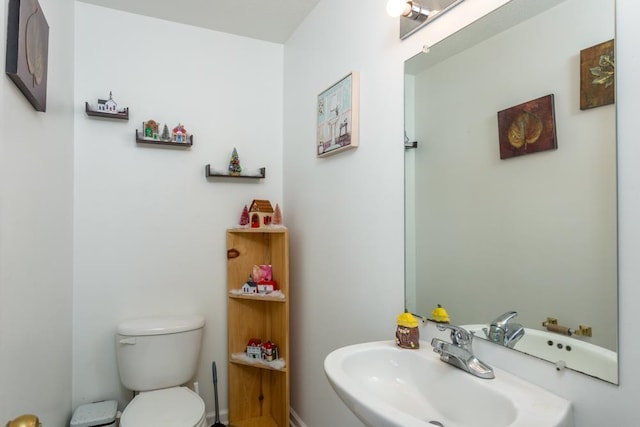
[[229, 293, 286, 303], [227, 227, 287, 234], [135, 130, 193, 147], [206, 164, 266, 179], [230, 356, 287, 372]]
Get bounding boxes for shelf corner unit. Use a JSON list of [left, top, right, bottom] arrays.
[[205, 164, 266, 179], [227, 228, 290, 427], [85, 102, 129, 120], [135, 129, 193, 147]]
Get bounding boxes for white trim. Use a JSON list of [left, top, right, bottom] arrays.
[[206, 408, 308, 427], [290, 408, 309, 427]]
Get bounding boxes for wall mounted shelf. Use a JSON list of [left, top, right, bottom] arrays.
[[85, 102, 129, 120], [135, 130, 193, 147], [205, 164, 266, 179]]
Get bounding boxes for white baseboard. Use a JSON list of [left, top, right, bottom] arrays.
[[206, 408, 307, 427], [205, 410, 229, 425], [290, 408, 309, 427]]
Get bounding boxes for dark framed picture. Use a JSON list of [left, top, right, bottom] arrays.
[[316, 72, 359, 157], [580, 39, 615, 110], [497, 94, 557, 160], [5, 0, 49, 112]]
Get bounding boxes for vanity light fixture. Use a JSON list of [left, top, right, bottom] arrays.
[[386, 0, 431, 21], [387, 0, 466, 40]]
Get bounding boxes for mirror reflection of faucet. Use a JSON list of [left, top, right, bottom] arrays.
[[483, 311, 525, 348]]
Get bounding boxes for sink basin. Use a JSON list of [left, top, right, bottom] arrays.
[[464, 324, 618, 383], [324, 341, 573, 427]]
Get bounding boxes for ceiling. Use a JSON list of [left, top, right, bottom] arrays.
[[76, 0, 322, 44]]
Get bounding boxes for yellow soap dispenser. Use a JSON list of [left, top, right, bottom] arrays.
[[431, 304, 450, 323], [395, 311, 420, 349]]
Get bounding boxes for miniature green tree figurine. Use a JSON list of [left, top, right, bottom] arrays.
[[239, 205, 250, 226], [161, 124, 170, 141], [228, 148, 242, 176], [273, 204, 283, 225]]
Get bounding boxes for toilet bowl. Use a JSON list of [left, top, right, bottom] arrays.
[[120, 387, 206, 427], [116, 315, 206, 427]]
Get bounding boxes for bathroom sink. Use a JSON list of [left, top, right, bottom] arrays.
[[464, 324, 618, 383], [324, 341, 573, 427]]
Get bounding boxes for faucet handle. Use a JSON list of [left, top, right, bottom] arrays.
[[490, 311, 518, 328], [435, 323, 472, 346]]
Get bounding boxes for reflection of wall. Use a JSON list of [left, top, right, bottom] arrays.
[[412, 0, 616, 350]]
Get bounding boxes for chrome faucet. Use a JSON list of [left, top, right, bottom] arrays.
[[430, 323, 494, 379], [484, 311, 525, 348]]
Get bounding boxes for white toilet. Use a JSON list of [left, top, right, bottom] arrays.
[[115, 314, 207, 427]]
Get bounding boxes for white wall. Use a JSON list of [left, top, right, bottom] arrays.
[[413, 0, 617, 351], [3, 1, 638, 426], [73, 3, 283, 416], [284, 0, 640, 426], [0, 0, 75, 425]]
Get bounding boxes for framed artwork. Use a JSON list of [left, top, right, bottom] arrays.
[[497, 94, 557, 160], [5, 0, 49, 112], [316, 72, 359, 157], [580, 39, 615, 110]]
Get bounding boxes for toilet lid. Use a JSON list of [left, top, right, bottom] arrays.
[[120, 387, 205, 427]]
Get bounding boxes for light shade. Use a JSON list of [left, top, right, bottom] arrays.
[[386, 0, 410, 18]]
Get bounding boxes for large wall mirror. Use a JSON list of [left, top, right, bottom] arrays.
[[404, 0, 618, 383]]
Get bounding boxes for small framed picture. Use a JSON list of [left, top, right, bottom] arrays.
[[580, 39, 615, 110], [316, 72, 359, 157]]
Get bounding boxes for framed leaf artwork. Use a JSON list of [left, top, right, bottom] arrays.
[[580, 39, 615, 110], [497, 94, 557, 160], [5, 0, 49, 112]]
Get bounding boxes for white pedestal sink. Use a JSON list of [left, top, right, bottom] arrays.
[[324, 341, 573, 427]]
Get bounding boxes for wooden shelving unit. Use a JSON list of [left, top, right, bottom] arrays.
[[205, 164, 266, 179], [135, 129, 193, 147], [85, 102, 129, 120], [227, 228, 289, 427]]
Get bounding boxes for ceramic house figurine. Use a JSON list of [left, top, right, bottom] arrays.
[[249, 199, 274, 228], [395, 312, 420, 349], [97, 91, 118, 112], [172, 123, 188, 143], [246, 338, 262, 359], [143, 120, 160, 139], [241, 275, 258, 294], [262, 341, 279, 362]]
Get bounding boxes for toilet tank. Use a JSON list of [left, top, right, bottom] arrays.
[[116, 315, 205, 391]]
